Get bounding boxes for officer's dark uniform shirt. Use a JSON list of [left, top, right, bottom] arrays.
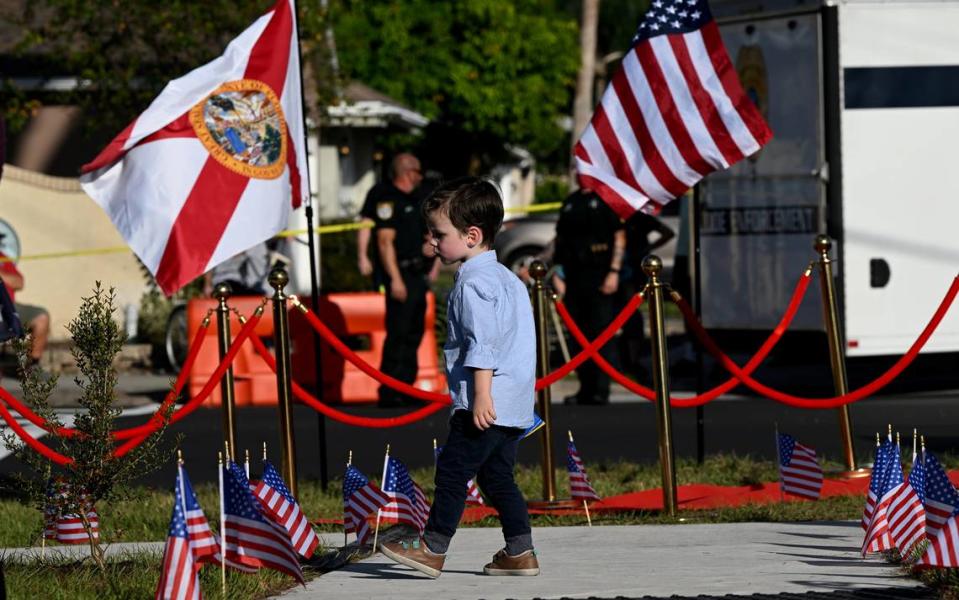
[[363, 181, 429, 279], [623, 212, 662, 283], [554, 190, 624, 289]]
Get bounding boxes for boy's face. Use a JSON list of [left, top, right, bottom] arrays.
[[427, 211, 479, 265]]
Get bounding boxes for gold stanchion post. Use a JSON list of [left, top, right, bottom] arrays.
[[814, 235, 863, 476], [269, 268, 299, 499], [214, 283, 238, 461], [642, 255, 678, 517], [528, 261, 558, 504]]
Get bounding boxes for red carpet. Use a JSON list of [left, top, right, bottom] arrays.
[[321, 471, 959, 526]]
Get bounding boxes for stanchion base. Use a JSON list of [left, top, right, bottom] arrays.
[[527, 499, 580, 511], [826, 467, 872, 480]]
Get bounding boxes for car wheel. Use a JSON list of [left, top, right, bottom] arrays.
[[164, 303, 189, 374]]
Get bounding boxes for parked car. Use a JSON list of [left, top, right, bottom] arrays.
[[494, 207, 680, 281]]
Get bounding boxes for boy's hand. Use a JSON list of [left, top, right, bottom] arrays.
[[473, 395, 497, 430]]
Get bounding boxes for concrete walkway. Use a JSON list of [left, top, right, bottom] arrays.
[[279, 522, 925, 600]]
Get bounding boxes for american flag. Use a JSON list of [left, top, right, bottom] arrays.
[[381, 456, 430, 532], [222, 461, 303, 584], [919, 512, 959, 568], [863, 444, 924, 556], [776, 434, 822, 500], [921, 451, 959, 537], [56, 490, 99, 545], [344, 465, 390, 545], [887, 452, 926, 556], [155, 467, 201, 600], [574, 0, 772, 218], [176, 465, 218, 564], [251, 461, 320, 558], [434, 445, 484, 506], [862, 441, 892, 531], [567, 441, 601, 502], [43, 478, 60, 540]]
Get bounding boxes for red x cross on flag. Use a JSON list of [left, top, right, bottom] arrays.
[[81, 0, 308, 295]]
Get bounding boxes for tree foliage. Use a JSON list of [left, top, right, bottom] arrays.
[[333, 0, 579, 167], [1, 284, 174, 572], [1, 0, 338, 135]]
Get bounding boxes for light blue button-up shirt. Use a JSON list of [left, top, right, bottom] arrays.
[[443, 250, 535, 429]]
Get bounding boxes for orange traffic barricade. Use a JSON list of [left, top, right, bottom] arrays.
[[186, 292, 445, 406], [290, 292, 445, 404]]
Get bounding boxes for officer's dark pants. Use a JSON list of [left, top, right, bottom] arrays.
[[378, 270, 427, 404], [564, 281, 619, 403]]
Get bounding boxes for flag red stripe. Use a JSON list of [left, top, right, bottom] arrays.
[[244, 0, 293, 96], [590, 104, 651, 198], [82, 121, 137, 173], [667, 33, 741, 166], [610, 61, 688, 197], [576, 171, 641, 220], [634, 40, 712, 177], [154, 159, 249, 294], [699, 21, 772, 148]]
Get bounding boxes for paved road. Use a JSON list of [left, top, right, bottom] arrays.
[[1, 352, 957, 488], [2, 385, 955, 489]]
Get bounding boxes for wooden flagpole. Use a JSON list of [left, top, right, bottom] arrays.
[[218, 451, 226, 598], [569, 430, 592, 526], [371, 444, 390, 553], [345, 450, 352, 547], [774, 423, 784, 503]]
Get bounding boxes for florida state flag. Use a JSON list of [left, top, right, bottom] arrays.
[[80, 0, 308, 294]]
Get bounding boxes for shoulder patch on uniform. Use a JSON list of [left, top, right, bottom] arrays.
[[376, 201, 394, 220]]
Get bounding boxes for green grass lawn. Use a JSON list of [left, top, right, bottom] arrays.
[[2, 453, 955, 599]]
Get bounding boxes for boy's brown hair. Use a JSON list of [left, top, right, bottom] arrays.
[[423, 177, 504, 248]]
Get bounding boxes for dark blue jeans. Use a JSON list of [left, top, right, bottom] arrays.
[[424, 410, 533, 555]]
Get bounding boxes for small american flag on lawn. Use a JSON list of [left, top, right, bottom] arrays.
[[919, 512, 959, 568], [435, 444, 484, 506], [777, 433, 822, 500], [381, 456, 430, 532], [567, 440, 600, 502], [921, 451, 959, 537], [43, 478, 59, 540], [222, 461, 303, 584], [56, 488, 99, 545], [155, 467, 201, 600], [863, 444, 923, 556], [862, 440, 893, 531], [344, 464, 389, 545], [252, 460, 320, 558], [574, 0, 771, 218]]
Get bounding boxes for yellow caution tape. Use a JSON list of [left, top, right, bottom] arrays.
[[5, 202, 563, 262]]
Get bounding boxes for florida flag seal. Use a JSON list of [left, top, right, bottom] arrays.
[[80, 0, 308, 295]]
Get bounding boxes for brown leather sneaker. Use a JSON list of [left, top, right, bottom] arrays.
[[483, 548, 540, 576], [379, 538, 445, 578]]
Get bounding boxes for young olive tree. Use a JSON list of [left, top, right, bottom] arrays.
[[2, 284, 175, 571]]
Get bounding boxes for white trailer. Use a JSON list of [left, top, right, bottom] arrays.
[[700, 0, 959, 357]]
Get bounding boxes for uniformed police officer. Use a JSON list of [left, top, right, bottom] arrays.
[[553, 188, 626, 405], [366, 153, 435, 407]]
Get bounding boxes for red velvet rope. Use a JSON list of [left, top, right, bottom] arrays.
[[535, 293, 644, 390], [112, 309, 265, 457], [678, 276, 959, 408], [295, 303, 451, 403], [555, 272, 812, 407], [0, 395, 73, 465], [247, 334, 448, 427], [0, 322, 211, 442]]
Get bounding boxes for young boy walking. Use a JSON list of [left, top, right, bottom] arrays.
[[379, 177, 539, 578]]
